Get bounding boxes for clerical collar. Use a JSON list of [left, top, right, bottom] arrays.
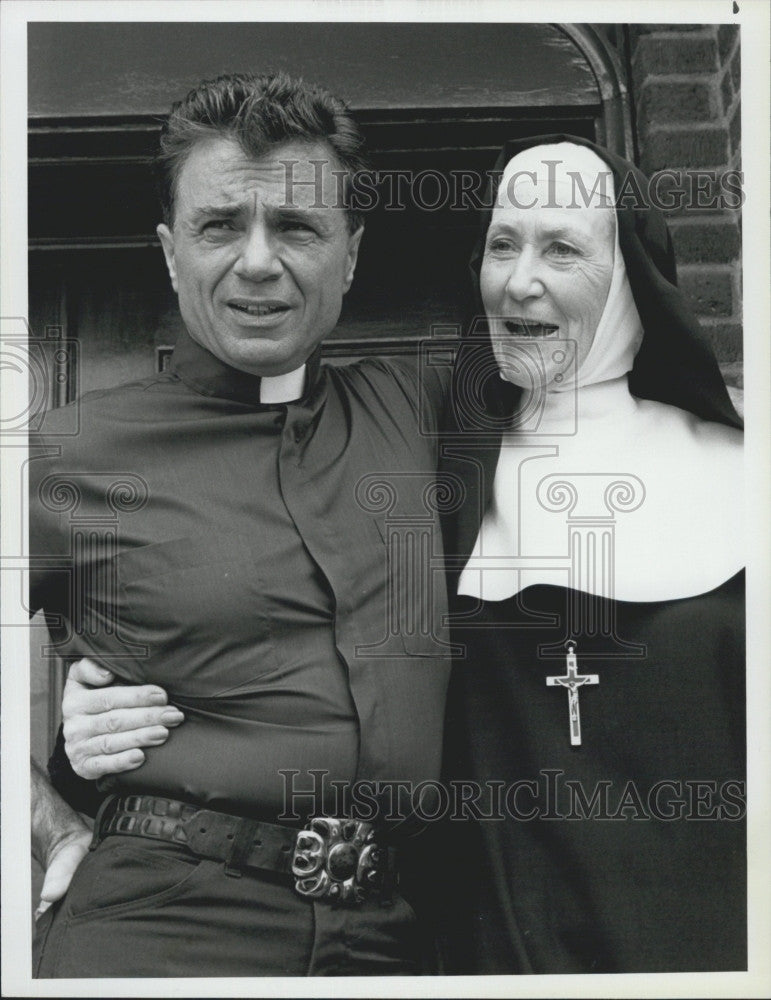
[[259, 367, 306, 403], [171, 329, 321, 406]]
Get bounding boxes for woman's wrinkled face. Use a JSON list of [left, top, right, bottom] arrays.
[[480, 190, 615, 390]]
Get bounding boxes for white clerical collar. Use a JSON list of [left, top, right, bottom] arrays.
[[259, 365, 306, 404]]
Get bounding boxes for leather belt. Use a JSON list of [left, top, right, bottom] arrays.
[[91, 794, 397, 904]]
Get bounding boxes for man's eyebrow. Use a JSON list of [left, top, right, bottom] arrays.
[[190, 203, 244, 222], [271, 205, 334, 227]]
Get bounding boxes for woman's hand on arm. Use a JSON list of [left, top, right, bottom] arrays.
[[62, 658, 184, 780]]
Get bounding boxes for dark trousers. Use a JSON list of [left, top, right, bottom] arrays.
[[33, 835, 420, 977]]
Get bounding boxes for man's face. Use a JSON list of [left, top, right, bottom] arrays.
[[157, 137, 363, 376]]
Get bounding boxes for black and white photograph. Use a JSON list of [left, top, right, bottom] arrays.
[[1, 1, 769, 995]]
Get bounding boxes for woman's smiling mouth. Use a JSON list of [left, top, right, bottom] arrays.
[[502, 319, 560, 337]]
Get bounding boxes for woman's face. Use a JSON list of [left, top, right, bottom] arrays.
[[480, 195, 615, 390]]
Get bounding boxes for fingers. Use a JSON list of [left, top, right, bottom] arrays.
[[66, 657, 115, 687], [60, 659, 182, 781], [37, 833, 91, 916], [63, 704, 184, 743], [64, 707, 184, 779], [73, 747, 149, 781], [82, 725, 173, 758], [62, 678, 170, 719]]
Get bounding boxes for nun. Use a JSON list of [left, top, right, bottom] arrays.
[[440, 137, 745, 974]]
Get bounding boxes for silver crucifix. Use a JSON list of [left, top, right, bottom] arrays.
[[545, 642, 599, 746]]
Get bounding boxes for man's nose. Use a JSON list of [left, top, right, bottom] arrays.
[[504, 248, 544, 302], [233, 226, 283, 282]]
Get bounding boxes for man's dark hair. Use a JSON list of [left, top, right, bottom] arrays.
[[156, 71, 368, 232]]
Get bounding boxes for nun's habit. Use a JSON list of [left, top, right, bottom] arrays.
[[440, 137, 745, 974]]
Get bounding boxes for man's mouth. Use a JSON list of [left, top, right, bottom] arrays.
[[503, 319, 559, 337], [229, 301, 290, 318]]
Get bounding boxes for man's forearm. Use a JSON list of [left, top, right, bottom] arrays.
[[31, 757, 90, 868]]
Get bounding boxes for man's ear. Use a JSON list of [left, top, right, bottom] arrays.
[[156, 223, 178, 293], [342, 225, 364, 293]]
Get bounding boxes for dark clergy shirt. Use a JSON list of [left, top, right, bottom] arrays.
[[31, 331, 452, 818]]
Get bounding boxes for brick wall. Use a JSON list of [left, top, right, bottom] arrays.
[[627, 24, 742, 391]]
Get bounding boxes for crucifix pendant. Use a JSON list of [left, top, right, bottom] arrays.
[[545, 642, 599, 746]]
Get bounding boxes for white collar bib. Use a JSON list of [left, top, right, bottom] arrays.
[[458, 376, 743, 603]]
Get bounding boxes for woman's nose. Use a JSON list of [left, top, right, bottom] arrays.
[[504, 248, 544, 302]]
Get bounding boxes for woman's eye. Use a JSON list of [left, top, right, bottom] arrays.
[[549, 241, 576, 258], [487, 238, 514, 254]]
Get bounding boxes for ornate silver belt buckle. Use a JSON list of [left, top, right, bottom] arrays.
[[291, 817, 386, 903]]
